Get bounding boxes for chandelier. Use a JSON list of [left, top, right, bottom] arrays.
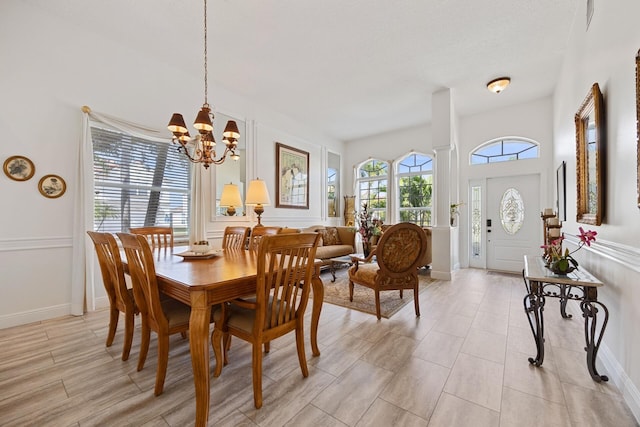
[[167, 0, 239, 169]]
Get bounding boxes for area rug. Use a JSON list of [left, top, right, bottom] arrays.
[[316, 268, 434, 319]]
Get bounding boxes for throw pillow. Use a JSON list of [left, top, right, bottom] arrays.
[[322, 227, 342, 246]]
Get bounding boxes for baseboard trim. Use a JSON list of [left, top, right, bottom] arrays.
[[431, 270, 452, 281], [599, 343, 640, 423], [0, 304, 72, 329]]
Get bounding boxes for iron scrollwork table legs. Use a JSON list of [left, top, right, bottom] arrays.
[[523, 274, 609, 382], [581, 287, 609, 382]]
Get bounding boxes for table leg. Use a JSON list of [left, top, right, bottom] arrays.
[[559, 284, 572, 319], [523, 280, 546, 367], [310, 267, 324, 357], [581, 287, 609, 382], [329, 262, 337, 283], [189, 290, 212, 427]]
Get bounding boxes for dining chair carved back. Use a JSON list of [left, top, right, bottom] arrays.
[[211, 232, 320, 409], [87, 231, 138, 361], [348, 222, 427, 319], [222, 226, 250, 250], [248, 226, 282, 250], [117, 232, 198, 396], [129, 226, 174, 250]]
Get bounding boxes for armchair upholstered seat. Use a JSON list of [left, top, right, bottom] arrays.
[[348, 222, 427, 320]]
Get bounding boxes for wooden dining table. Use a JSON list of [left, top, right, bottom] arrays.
[[142, 247, 325, 427]]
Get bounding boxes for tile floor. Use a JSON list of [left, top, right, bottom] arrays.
[[0, 268, 638, 426]]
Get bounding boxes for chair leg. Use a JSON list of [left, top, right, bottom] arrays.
[[414, 285, 420, 317], [137, 319, 150, 371], [154, 333, 170, 396], [264, 342, 270, 353], [295, 321, 309, 377], [399, 289, 404, 299], [375, 290, 381, 320], [252, 342, 263, 409], [122, 309, 135, 361], [211, 327, 224, 377], [106, 307, 119, 347], [180, 331, 187, 339], [222, 333, 230, 365], [349, 280, 354, 302]]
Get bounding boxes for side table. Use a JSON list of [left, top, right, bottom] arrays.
[[523, 255, 609, 382]]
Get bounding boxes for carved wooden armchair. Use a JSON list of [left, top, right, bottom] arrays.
[[348, 222, 427, 319]]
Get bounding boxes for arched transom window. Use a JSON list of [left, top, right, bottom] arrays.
[[397, 153, 433, 226], [471, 138, 539, 164]]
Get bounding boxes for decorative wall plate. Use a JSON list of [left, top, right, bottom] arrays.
[[3, 155, 35, 181], [38, 174, 66, 198]]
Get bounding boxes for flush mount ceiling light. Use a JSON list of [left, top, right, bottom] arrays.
[[487, 77, 511, 94]]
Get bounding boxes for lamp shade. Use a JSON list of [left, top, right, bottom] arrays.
[[245, 179, 271, 206], [193, 107, 213, 131], [219, 183, 243, 207], [223, 120, 240, 139], [168, 113, 188, 133]]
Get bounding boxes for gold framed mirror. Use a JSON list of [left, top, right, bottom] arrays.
[[636, 49, 640, 209], [575, 83, 605, 225]]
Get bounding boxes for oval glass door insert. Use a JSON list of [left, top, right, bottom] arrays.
[[500, 187, 525, 235]]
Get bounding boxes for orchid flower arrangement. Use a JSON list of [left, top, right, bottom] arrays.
[[357, 203, 382, 243], [541, 227, 597, 274]]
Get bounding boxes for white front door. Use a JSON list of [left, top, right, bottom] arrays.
[[486, 174, 541, 272]]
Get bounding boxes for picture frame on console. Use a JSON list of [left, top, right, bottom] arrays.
[[276, 142, 309, 209]]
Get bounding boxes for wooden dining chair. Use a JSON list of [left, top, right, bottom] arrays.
[[117, 232, 209, 396], [211, 232, 320, 409], [348, 222, 427, 320], [129, 226, 174, 250], [87, 231, 138, 361], [222, 226, 250, 250], [248, 226, 282, 250]]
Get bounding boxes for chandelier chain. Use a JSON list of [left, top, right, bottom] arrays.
[[203, 0, 208, 106]]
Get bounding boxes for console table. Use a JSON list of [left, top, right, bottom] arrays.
[[523, 255, 609, 382]]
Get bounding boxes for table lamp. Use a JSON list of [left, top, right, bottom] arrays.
[[219, 183, 243, 216], [245, 178, 271, 226]]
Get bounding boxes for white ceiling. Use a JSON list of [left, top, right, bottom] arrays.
[[24, 0, 579, 141]]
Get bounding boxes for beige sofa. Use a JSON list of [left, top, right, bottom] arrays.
[[301, 225, 356, 262]]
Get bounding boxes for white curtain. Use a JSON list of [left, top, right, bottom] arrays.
[[71, 107, 177, 314]]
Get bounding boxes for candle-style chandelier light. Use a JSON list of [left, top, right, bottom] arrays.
[[167, 0, 239, 169]]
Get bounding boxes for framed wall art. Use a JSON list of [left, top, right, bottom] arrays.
[[38, 174, 66, 198], [276, 142, 309, 209], [3, 155, 35, 181]]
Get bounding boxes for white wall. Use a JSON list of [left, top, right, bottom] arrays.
[[457, 97, 554, 268], [0, 2, 342, 327], [552, 0, 640, 419]]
